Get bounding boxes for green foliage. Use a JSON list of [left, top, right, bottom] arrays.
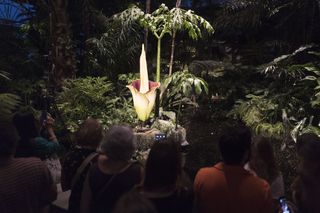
[[117, 73, 139, 84], [161, 70, 209, 111], [86, 11, 142, 78], [189, 60, 234, 78], [57, 77, 138, 132], [139, 4, 214, 40], [0, 93, 21, 119], [0, 70, 10, 80], [290, 116, 320, 142], [230, 45, 320, 139], [0, 71, 20, 119], [116, 4, 214, 82], [229, 93, 285, 138], [10, 79, 45, 106], [115, 4, 214, 39], [260, 45, 316, 81], [313, 80, 320, 107]]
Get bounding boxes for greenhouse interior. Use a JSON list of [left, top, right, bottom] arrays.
[[0, 1, 320, 213]]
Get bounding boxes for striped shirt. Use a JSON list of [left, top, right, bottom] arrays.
[[0, 157, 57, 213]]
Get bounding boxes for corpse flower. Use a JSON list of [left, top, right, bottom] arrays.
[[127, 44, 160, 121]]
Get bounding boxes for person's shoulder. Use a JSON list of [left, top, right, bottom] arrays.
[[248, 174, 271, 191], [13, 157, 47, 172], [195, 165, 220, 184], [197, 164, 221, 175], [34, 136, 48, 143], [14, 157, 43, 164]]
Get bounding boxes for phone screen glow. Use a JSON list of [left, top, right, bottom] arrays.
[[279, 198, 290, 213]]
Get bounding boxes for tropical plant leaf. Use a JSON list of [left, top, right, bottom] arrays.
[[57, 77, 138, 131], [0, 93, 21, 118], [0, 70, 10, 80]]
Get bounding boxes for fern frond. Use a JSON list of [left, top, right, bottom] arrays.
[[0, 93, 21, 117], [0, 70, 10, 80]]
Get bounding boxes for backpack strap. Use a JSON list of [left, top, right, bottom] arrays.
[[71, 152, 98, 188]]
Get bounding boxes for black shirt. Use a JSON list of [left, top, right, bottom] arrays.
[[61, 147, 97, 213], [88, 162, 142, 213]]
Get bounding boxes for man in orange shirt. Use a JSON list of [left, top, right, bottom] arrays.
[[194, 126, 273, 213]]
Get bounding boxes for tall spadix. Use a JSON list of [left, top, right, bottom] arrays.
[[139, 44, 149, 93], [126, 44, 161, 121]]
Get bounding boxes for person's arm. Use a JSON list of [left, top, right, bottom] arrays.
[[34, 115, 63, 157], [34, 137, 62, 156], [45, 115, 58, 143], [47, 128, 58, 143], [80, 174, 92, 213]]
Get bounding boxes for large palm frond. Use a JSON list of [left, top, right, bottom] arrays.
[[260, 45, 319, 81], [86, 10, 142, 78]]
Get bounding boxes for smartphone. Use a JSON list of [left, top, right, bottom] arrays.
[[279, 197, 291, 213], [155, 133, 166, 142]]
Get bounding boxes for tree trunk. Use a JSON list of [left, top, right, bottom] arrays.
[[144, 0, 151, 52], [168, 0, 182, 76], [79, 0, 91, 75], [50, 0, 77, 88]]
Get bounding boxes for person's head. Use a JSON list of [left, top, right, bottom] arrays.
[[0, 121, 19, 157], [75, 118, 103, 149], [296, 133, 320, 161], [13, 111, 39, 140], [143, 137, 181, 190], [99, 125, 136, 162], [249, 136, 279, 183], [218, 125, 251, 165], [112, 191, 157, 213], [293, 133, 320, 213]]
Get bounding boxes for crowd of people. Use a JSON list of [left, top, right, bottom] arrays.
[[1, 111, 320, 213]]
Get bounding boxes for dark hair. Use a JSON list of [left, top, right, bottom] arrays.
[[13, 112, 39, 141], [0, 121, 19, 156], [249, 136, 279, 183], [293, 133, 320, 213], [143, 138, 181, 190], [76, 118, 103, 148], [112, 191, 157, 213], [218, 125, 251, 165], [296, 133, 320, 161]]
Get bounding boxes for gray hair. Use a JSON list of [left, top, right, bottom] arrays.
[[99, 125, 136, 161]]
